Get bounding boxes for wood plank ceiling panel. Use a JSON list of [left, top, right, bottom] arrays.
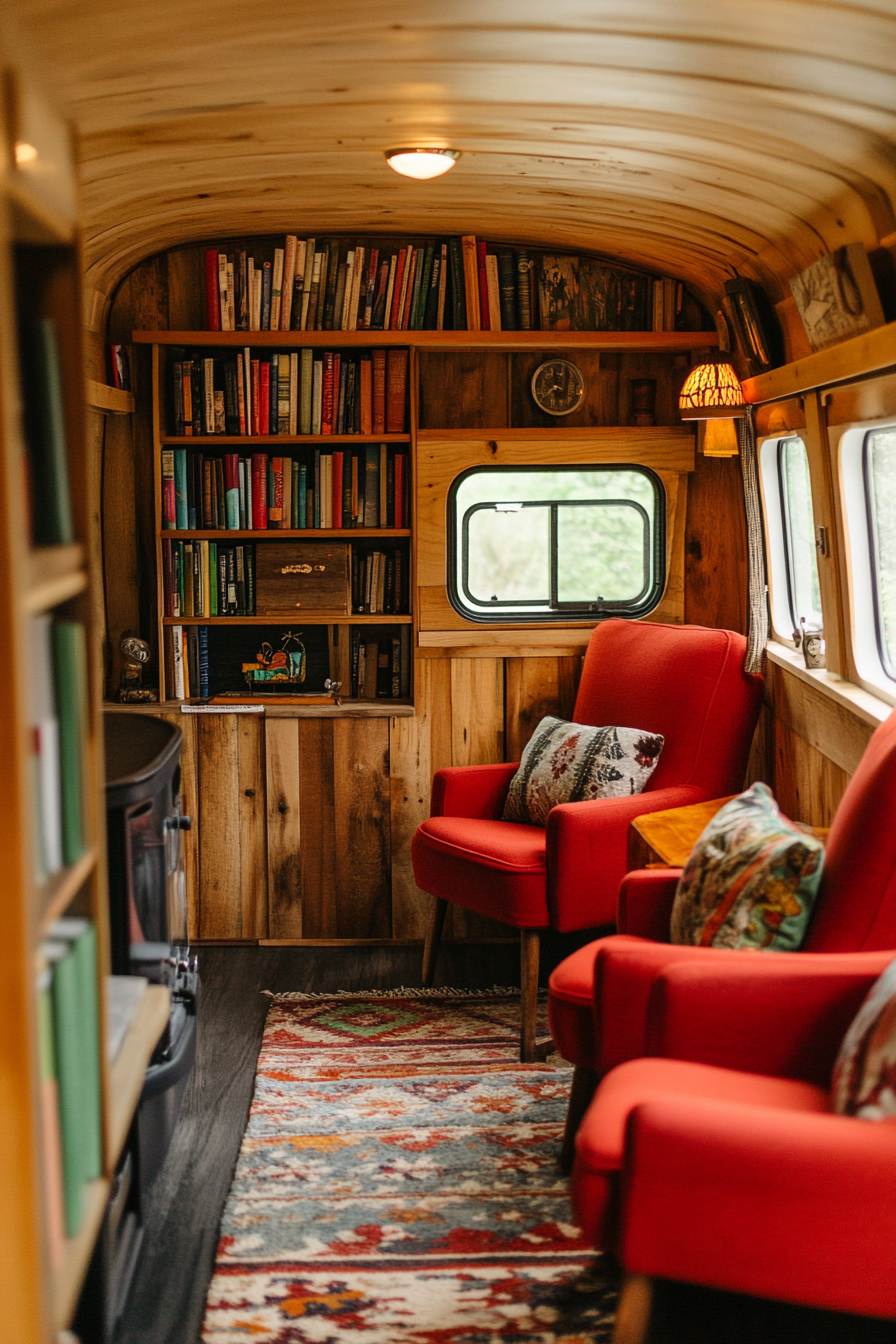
[[8, 1, 896, 311]]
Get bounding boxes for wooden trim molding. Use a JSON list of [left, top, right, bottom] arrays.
[[85, 378, 135, 415], [742, 321, 896, 406]]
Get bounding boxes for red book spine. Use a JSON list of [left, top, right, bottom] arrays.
[[389, 248, 407, 330], [251, 360, 261, 435], [259, 362, 270, 438], [385, 349, 408, 434], [270, 457, 284, 525], [236, 352, 247, 434], [251, 454, 269, 529], [333, 353, 342, 428], [394, 453, 406, 529], [321, 351, 335, 435], [205, 248, 221, 330], [332, 451, 344, 529], [477, 240, 490, 331]]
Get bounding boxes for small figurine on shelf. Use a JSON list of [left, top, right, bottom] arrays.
[[242, 630, 306, 688], [118, 633, 158, 702]]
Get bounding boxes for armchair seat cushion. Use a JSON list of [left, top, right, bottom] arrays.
[[412, 816, 549, 927], [547, 942, 602, 1066], [573, 1057, 830, 1246]]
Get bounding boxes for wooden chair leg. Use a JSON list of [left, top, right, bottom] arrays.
[[612, 1273, 653, 1344], [520, 929, 540, 1062], [421, 896, 448, 987], [560, 1064, 598, 1170]]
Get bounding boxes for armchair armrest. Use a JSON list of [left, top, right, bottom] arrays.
[[622, 1097, 896, 1317], [646, 950, 895, 1086], [617, 869, 683, 940], [431, 762, 519, 820], [546, 787, 710, 932]]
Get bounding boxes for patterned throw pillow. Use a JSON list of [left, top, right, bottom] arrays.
[[669, 782, 824, 951], [502, 715, 664, 827], [832, 959, 896, 1120]]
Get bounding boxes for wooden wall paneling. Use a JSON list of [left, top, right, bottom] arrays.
[[504, 656, 580, 762], [98, 409, 141, 694], [417, 352, 509, 429], [744, 696, 775, 794], [644, 470, 687, 625], [613, 351, 694, 427], [391, 658, 453, 938], [166, 247, 203, 330], [765, 659, 874, 777], [333, 720, 392, 938], [237, 715, 268, 938], [298, 719, 337, 938], [773, 722, 849, 827], [683, 454, 748, 634], [450, 658, 505, 767], [265, 718, 303, 939]]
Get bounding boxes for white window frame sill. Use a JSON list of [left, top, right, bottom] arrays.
[[765, 640, 892, 729]]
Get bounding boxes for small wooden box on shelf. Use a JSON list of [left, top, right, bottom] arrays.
[[0, 58, 169, 1342]]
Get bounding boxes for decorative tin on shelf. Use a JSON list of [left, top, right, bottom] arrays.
[[242, 631, 306, 687]]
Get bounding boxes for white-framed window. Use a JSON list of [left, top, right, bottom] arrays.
[[447, 464, 665, 623], [840, 421, 896, 702], [758, 434, 822, 643]]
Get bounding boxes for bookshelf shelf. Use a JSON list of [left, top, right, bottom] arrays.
[[24, 543, 88, 615], [160, 434, 411, 446], [161, 528, 411, 540], [85, 379, 135, 416], [106, 985, 172, 1167], [37, 847, 99, 937], [52, 1177, 111, 1331], [134, 329, 717, 353], [162, 614, 413, 626]]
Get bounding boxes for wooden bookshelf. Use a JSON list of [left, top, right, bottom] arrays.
[[162, 613, 413, 626], [161, 528, 411, 539], [134, 329, 717, 353], [160, 433, 411, 446], [0, 55, 170, 1342]]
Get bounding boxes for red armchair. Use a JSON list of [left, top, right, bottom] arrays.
[[411, 619, 763, 1060], [571, 953, 896, 1336], [549, 705, 896, 1159]]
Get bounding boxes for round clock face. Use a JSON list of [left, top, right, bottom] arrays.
[[531, 359, 585, 416]]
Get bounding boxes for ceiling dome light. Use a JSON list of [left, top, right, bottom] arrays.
[[679, 360, 746, 419], [385, 148, 460, 180]]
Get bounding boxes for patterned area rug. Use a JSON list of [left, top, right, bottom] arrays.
[[202, 989, 618, 1342]]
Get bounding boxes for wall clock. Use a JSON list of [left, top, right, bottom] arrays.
[[531, 359, 585, 416]]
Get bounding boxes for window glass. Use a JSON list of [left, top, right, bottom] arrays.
[[865, 428, 896, 679], [778, 437, 822, 632], [449, 465, 664, 623]]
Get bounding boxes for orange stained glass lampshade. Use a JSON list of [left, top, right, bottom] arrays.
[[679, 360, 746, 419]]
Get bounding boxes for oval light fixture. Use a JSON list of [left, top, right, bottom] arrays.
[[385, 148, 460, 180], [679, 359, 746, 419]]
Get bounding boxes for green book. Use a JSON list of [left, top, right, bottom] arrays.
[[49, 920, 102, 1190], [209, 541, 218, 615], [51, 621, 88, 865], [20, 318, 74, 546], [299, 349, 313, 435], [44, 939, 86, 1235]]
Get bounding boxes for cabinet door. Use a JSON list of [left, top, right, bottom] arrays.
[[197, 714, 268, 939], [298, 718, 391, 938], [151, 711, 200, 940], [265, 718, 302, 939]]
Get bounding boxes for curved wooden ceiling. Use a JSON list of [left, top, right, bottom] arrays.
[[10, 0, 896, 309]]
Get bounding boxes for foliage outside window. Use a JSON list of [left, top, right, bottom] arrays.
[[777, 437, 822, 633], [448, 465, 664, 623], [864, 428, 896, 681]]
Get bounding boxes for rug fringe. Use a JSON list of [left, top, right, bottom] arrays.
[[263, 984, 541, 1002]]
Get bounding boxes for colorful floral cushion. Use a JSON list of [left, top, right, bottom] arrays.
[[669, 782, 824, 951], [502, 715, 664, 827], [832, 959, 896, 1120]]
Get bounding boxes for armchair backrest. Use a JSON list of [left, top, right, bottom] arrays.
[[572, 619, 763, 797], [806, 708, 896, 952]]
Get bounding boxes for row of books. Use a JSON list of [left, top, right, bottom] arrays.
[[352, 548, 408, 616], [202, 235, 688, 334], [167, 625, 210, 700], [163, 542, 255, 618], [30, 617, 88, 880], [349, 628, 412, 700], [162, 446, 408, 531], [38, 918, 101, 1259], [168, 347, 408, 437]]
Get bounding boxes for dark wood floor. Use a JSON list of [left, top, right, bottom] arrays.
[[115, 944, 896, 1344]]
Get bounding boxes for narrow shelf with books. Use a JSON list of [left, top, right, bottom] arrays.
[[0, 55, 171, 1341]]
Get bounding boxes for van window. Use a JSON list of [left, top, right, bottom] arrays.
[[864, 427, 896, 680], [448, 465, 664, 623], [777, 437, 822, 633]]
